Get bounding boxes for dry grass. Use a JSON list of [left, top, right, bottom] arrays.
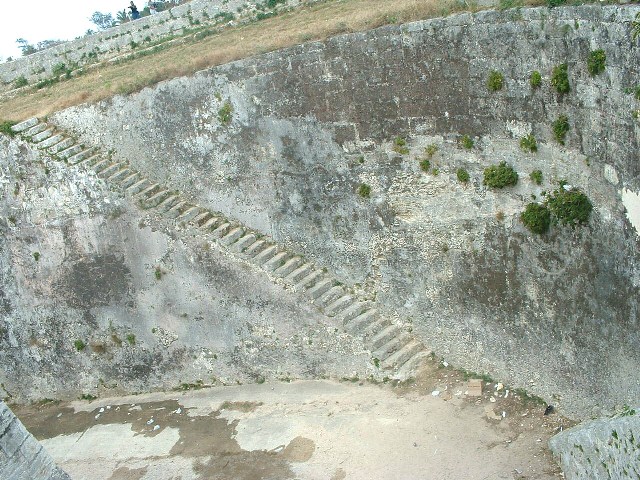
[[0, 0, 542, 121]]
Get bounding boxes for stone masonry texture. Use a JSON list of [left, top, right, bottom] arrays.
[[0, 401, 70, 480]]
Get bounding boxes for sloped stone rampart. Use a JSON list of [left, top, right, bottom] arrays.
[[549, 409, 640, 480], [52, 5, 640, 418], [0, 402, 70, 480]]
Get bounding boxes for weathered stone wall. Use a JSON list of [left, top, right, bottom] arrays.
[[0, 401, 70, 480], [0, 135, 370, 402], [549, 408, 640, 480], [52, 4, 640, 418], [0, 0, 307, 90]]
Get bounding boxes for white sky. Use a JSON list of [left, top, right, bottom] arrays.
[[0, 0, 146, 61]]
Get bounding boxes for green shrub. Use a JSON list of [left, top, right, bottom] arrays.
[[129, 40, 139, 49], [419, 158, 431, 173], [0, 121, 17, 137], [487, 70, 504, 91], [519, 134, 537, 153], [14, 76, 28, 88], [154, 267, 163, 280], [126, 333, 136, 345], [218, 102, 233, 124], [74, 339, 86, 351], [460, 135, 474, 149], [357, 183, 371, 198], [587, 49, 606, 77], [266, 0, 286, 7], [483, 162, 518, 188], [52, 62, 70, 78], [456, 168, 470, 183], [393, 137, 409, 155], [521, 203, 551, 234], [530, 169, 543, 185], [635, 86, 640, 101], [256, 11, 277, 20], [546, 0, 567, 6], [425, 144, 438, 158], [33, 252, 40, 261], [547, 186, 593, 227], [551, 64, 570, 94], [530, 70, 542, 89], [552, 115, 570, 145]]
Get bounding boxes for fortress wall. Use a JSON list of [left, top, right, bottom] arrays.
[[0, 135, 370, 402], [15, 4, 637, 418]]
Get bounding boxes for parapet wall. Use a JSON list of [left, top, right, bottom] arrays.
[[52, 4, 640, 418], [0, 0, 307, 90]]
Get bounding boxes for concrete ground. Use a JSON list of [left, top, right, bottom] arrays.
[[13, 364, 569, 480]]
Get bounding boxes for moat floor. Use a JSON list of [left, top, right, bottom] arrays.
[[14, 375, 566, 480]]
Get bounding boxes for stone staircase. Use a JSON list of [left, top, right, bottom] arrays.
[[11, 117, 431, 380]]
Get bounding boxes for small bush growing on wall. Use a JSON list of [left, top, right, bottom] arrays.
[[530, 169, 543, 185], [487, 70, 504, 91], [519, 134, 537, 153], [587, 49, 606, 77], [0, 121, 17, 137], [14, 76, 28, 88], [483, 162, 518, 188], [546, 186, 592, 227], [460, 135, 474, 149], [425, 144, 438, 158], [521, 203, 551, 234], [546, 0, 567, 7], [635, 86, 640, 101], [357, 183, 371, 198], [456, 168, 470, 183], [126, 333, 136, 345], [393, 137, 409, 155], [530, 71, 542, 89], [551, 63, 570, 94], [74, 340, 86, 351], [218, 102, 233, 125], [552, 115, 570, 145], [419, 158, 431, 173]]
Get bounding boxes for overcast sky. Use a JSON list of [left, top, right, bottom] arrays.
[[0, 0, 143, 61]]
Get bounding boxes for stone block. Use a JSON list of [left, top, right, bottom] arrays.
[[467, 379, 483, 397]]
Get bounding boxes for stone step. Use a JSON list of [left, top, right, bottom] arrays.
[[360, 317, 390, 339], [374, 335, 408, 361], [119, 172, 141, 189], [284, 264, 312, 284], [307, 279, 335, 300], [294, 269, 324, 290], [336, 308, 378, 331], [220, 227, 244, 245], [242, 239, 268, 258], [36, 133, 64, 149], [156, 195, 181, 213], [49, 138, 74, 154], [273, 256, 303, 277], [315, 285, 344, 307], [394, 350, 431, 379], [58, 144, 84, 160], [211, 222, 232, 238], [67, 148, 95, 165], [231, 233, 257, 252], [264, 251, 290, 272], [11, 117, 39, 132], [98, 162, 125, 178], [338, 302, 371, 323], [176, 206, 201, 223], [253, 245, 278, 265], [165, 200, 188, 216], [201, 215, 222, 230], [192, 211, 213, 226], [137, 184, 161, 198], [126, 179, 151, 195], [32, 128, 54, 143], [25, 123, 48, 137], [383, 341, 424, 370], [83, 154, 103, 166], [143, 188, 172, 207], [325, 295, 354, 317], [370, 324, 400, 350], [107, 167, 133, 182], [93, 158, 114, 173]]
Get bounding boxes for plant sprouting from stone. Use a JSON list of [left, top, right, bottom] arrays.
[[587, 49, 606, 77], [487, 70, 504, 91], [519, 134, 537, 153], [551, 63, 570, 94], [552, 115, 570, 145]]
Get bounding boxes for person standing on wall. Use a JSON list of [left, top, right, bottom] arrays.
[[129, 1, 140, 20]]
